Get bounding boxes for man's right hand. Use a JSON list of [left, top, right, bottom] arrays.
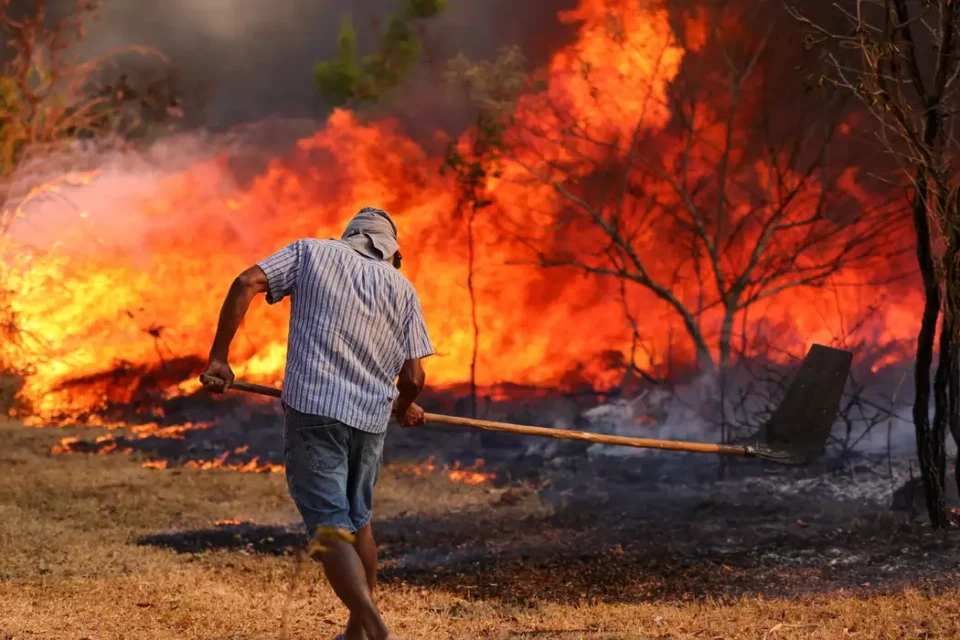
[[201, 358, 235, 393], [394, 402, 425, 428]]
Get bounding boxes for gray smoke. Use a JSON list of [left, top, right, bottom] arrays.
[[9, 0, 576, 131]]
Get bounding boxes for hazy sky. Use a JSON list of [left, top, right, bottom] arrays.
[[3, 0, 848, 144], [45, 0, 578, 130]]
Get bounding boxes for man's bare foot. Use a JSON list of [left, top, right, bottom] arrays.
[[356, 630, 399, 640], [342, 628, 398, 640], [338, 615, 367, 640]]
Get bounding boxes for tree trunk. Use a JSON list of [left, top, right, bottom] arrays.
[[944, 221, 960, 507], [911, 93, 957, 527], [676, 311, 715, 374], [717, 309, 736, 479], [912, 164, 947, 527], [718, 310, 736, 376], [467, 204, 480, 419], [931, 303, 951, 526]]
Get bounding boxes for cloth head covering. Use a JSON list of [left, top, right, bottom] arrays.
[[340, 206, 399, 262]]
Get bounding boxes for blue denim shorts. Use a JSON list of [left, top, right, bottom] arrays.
[[282, 404, 385, 536]]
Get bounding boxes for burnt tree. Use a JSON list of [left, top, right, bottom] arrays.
[[789, 0, 960, 528], [0, 0, 168, 176], [453, 3, 901, 382]]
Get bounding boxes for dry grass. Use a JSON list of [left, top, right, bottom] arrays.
[[2, 419, 960, 639]]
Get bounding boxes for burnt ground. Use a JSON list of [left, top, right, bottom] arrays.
[[372, 464, 960, 604], [10, 417, 960, 639], [28, 383, 960, 610], [86, 391, 960, 608], [133, 461, 960, 607]]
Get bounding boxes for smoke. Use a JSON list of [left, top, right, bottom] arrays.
[[7, 135, 239, 257], [9, 0, 577, 131], [572, 365, 922, 462], [3, 114, 339, 259]]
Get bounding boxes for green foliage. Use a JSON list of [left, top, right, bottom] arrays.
[[313, 17, 364, 107], [313, 0, 447, 107], [441, 114, 507, 216], [441, 47, 531, 214], [405, 0, 447, 19]]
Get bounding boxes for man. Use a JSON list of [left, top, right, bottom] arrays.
[[201, 206, 432, 640]]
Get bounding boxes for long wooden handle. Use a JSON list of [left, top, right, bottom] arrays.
[[199, 375, 751, 458], [226, 379, 282, 398], [423, 413, 749, 456]]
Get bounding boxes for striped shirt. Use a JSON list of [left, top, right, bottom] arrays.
[[257, 239, 434, 433]]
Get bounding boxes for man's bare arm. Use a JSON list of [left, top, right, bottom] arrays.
[[203, 265, 269, 391], [394, 358, 425, 426]]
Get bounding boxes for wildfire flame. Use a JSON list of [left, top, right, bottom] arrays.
[[447, 460, 497, 485], [214, 518, 246, 526], [397, 457, 436, 478], [48, 422, 286, 474], [50, 435, 80, 455], [183, 448, 284, 474], [50, 421, 213, 454], [397, 456, 496, 485], [2, 0, 919, 433]]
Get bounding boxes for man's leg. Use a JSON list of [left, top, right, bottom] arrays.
[[353, 524, 378, 593], [341, 526, 377, 638], [282, 409, 398, 640], [343, 429, 388, 639], [318, 536, 392, 640]]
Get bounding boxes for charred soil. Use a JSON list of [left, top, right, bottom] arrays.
[[7, 407, 960, 638]]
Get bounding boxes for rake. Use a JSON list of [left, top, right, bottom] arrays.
[[200, 344, 852, 466]]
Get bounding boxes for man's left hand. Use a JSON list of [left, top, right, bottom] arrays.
[[395, 402, 425, 428]]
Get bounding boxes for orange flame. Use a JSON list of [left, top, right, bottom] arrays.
[[396, 456, 437, 478], [2, 0, 918, 429], [182, 448, 284, 474], [397, 456, 496, 485], [48, 421, 213, 454], [446, 459, 497, 485], [50, 436, 79, 455]]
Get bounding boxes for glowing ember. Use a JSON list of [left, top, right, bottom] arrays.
[[397, 456, 438, 478], [46, 421, 287, 474], [50, 436, 79, 455], [49, 421, 213, 456], [446, 459, 497, 485], [183, 448, 283, 474], [397, 456, 496, 485], [75, 444, 282, 474], [51, 433, 135, 455], [214, 518, 247, 526]]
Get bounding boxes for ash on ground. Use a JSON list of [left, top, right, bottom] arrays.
[[109, 381, 960, 602]]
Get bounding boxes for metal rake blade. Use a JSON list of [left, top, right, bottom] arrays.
[[740, 344, 853, 466]]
